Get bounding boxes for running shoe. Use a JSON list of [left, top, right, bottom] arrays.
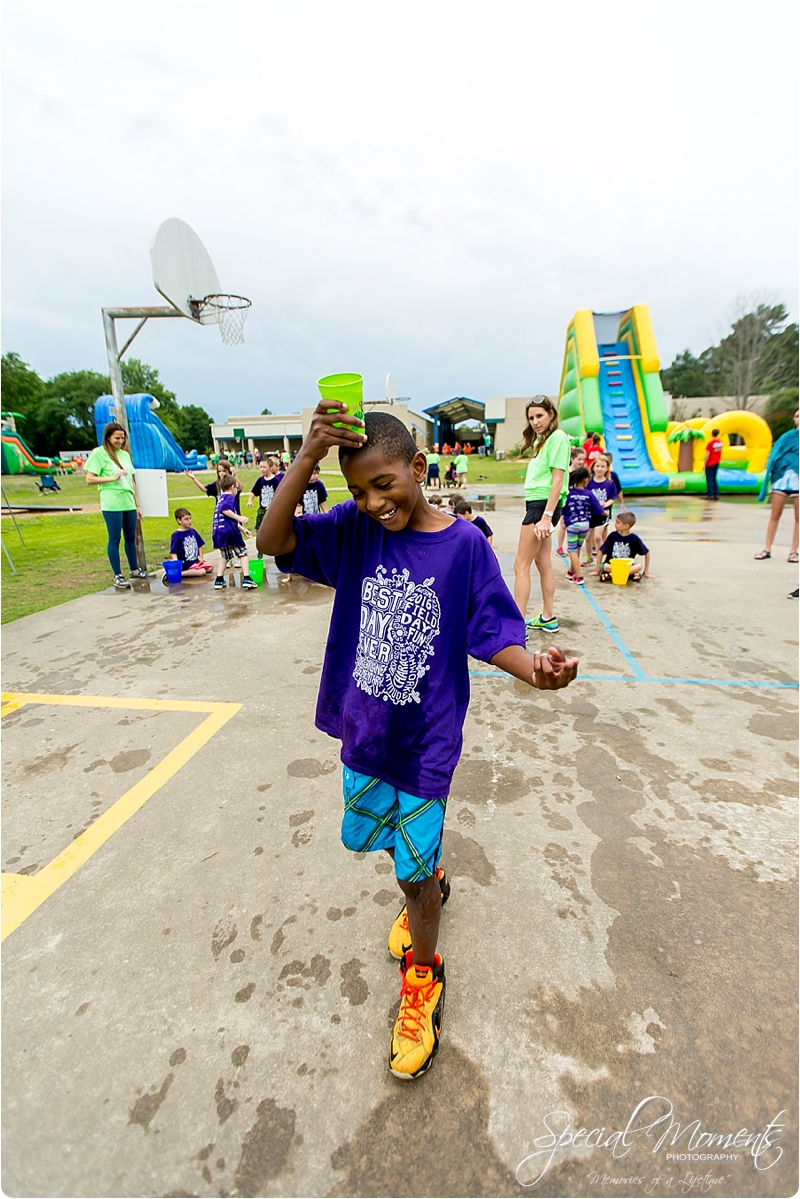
[[526, 614, 559, 632], [565, 573, 585, 585], [241, 576, 258, 590], [214, 577, 226, 590], [129, 568, 155, 579], [555, 547, 566, 557], [113, 574, 131, 590], [388, 868, 450, 960], [389, 951, 446, 1080]]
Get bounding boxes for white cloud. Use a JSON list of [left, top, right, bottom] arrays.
[[2, 1, 797, 420]]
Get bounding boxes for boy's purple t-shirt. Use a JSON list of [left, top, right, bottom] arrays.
[[301, 479, 328, 514], [252, 473, 284, 508], [212, 493, 242, 548], [600, 531, 649, 559], [170, 528, 205, 564], [275, 500, 525, 799]]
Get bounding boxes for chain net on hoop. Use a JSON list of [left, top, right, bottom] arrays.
[[193, 294, 252, 345]]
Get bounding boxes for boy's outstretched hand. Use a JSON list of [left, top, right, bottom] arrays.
[[531, 647, 579, 690]]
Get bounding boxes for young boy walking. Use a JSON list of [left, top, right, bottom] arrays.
[[258, 405, 578, 1080], [213, 474, 258, 590]]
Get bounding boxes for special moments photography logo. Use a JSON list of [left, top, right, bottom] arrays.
[[516, 1096, 788, 1189]]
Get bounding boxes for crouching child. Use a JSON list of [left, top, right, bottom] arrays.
[[595, 511, 653, 580]]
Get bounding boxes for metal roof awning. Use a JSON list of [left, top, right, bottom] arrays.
[[423, 397, 485, 426]]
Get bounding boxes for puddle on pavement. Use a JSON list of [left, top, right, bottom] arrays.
[[101, 561, 332, 611]]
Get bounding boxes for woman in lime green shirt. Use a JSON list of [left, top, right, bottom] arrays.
[[512, 397, 571, 633], [85, 422, 145, 590]]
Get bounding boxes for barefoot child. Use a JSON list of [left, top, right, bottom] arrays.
[[169, 508, 214, 574], [594, 511, 653, 580], [212, 474, 258, 590], [258, 406, 578, 1081]]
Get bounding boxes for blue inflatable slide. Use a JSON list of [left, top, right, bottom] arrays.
[[94, 394, 207, 472]]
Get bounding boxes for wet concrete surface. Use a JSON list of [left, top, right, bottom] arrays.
[[1, 497, 798, 1198]]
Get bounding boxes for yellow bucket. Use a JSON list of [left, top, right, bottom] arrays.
[[609, 558, 633, 586]]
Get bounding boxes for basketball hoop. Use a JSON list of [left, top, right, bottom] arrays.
[[192, 294, 252, 345]]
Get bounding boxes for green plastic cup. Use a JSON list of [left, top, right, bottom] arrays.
[[317, 373, 364, 430], [249, 558, 264, 584]]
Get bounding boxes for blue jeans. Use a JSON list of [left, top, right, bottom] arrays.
[[705, 465, 719, 499], [102, 508, 138, 575]]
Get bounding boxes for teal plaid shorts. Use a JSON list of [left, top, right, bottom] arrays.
[[341, 767, 447, 882]]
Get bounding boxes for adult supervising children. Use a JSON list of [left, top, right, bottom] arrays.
[[258, 405, 578, 1081], [85, 422, 148, 589], [454, 450, 468, 488], [425, 447, 441, 490], [513, 397, 571, 634]]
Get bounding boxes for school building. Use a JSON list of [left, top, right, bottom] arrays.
[[209, 403, 435, 460]]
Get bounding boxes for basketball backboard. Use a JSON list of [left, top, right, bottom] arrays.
[[150, 218, 221, 323]]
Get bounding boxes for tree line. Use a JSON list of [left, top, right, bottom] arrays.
[[1, 353, 215, 458], [660, 301, 798, 437]]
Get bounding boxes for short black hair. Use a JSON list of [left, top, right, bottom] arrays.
[[339, 412, 418, 469], [454, 500, 472, 514], [570, 466, 590, 486], [712, 428, 719, 435]]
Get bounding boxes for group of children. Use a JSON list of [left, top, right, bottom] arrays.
[[556, 443, 652, 584], [172, 454, 329, 587]]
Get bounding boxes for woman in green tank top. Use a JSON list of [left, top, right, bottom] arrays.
[[512, 397, 571, 634]]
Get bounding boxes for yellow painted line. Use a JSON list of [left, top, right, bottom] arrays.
[[1, 693, 241, 940]]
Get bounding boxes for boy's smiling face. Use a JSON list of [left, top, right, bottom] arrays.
[[342, 445, 438, 531]]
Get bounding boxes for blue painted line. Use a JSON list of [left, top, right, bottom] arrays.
[[646, 677, 798, 689], [577, 586, 648, 679], [468, 671, 797, 688]]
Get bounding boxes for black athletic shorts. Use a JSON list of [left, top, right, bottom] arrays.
[[522, 499, 563, 527]]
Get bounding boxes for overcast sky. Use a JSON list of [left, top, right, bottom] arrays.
[[3, 1, 798, 422]]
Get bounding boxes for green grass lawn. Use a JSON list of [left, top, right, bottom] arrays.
[[1, 458, 524, 623]]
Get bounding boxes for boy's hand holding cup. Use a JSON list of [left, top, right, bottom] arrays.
[[305, 373, 368, 459]]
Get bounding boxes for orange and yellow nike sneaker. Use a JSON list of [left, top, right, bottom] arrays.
[[389, 951, 446, 1080], [387, 867, 450, 960]]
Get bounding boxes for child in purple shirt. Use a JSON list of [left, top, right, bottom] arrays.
[[258, 406, 578, 1082], [169, 508, 213, 574], [212, 474, 258, 590]]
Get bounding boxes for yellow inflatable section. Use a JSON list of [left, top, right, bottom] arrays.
[[666, 411, 772, 474]]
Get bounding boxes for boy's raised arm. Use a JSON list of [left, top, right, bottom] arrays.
[[257, 401, 366, 557]]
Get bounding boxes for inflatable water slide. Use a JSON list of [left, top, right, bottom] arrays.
[[557, 306, 771, 494], [94, 394, 207, 472], [1, 431, 59, 476]]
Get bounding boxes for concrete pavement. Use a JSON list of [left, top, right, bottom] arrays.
[[2, 494, 798, 1198]]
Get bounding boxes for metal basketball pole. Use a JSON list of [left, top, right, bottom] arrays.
[[101, 306, 183, 570]]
